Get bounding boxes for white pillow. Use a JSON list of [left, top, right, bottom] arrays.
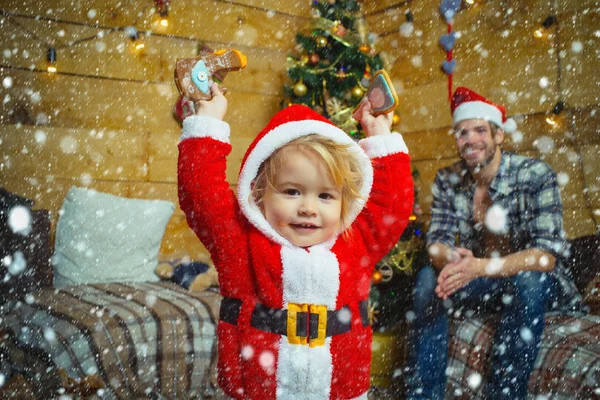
[[53, 186, 175, 287]]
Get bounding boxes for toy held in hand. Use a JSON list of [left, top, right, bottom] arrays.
[[353, 70, 399, 117], [174, 48, 247, 102]]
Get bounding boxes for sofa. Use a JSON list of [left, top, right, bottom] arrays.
[[1, 186, 599, 399], [442, 234, 600, 399], [0, 187, 222, 399]]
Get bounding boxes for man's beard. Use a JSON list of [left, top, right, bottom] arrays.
[[460, 143, 497, 171]]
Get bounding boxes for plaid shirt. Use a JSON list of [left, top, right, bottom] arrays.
[[427, 152, 583, 311]]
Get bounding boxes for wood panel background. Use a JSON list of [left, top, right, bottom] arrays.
[[0, 0, 598, 260]]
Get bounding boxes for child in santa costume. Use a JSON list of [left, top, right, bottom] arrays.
[[178, 83, 413, 400]]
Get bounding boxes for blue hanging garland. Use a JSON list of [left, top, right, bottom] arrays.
[[439, 0, 461, 100]]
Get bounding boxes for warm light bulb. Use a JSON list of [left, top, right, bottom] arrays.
[[409, 215, 417, 221], [545, 116, 557, 125], [160, 18, 168, 27], [533, 28, 544, 38], [465, 0, 475, 4], [46, 47, 57, 73], [135, 42, 145, 50]]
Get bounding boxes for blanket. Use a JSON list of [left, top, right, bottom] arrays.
[[447, 313, 600, 399], [0, 282, 221, 399]]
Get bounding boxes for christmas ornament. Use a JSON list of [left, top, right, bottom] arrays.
[[439, 0, 460, 99], [309, 53, 320, 65], [378, 264, 393, 283], [392, 113, 401, 125], [333, 21, 347, 37], [367, 302, 379, 325], [440, 32, 457, 51], [293, 80, 308, 96], [316, 35, 328, 48], [300, 54, 309, 64], [372, 270, 383, 284], [351, 85, 364, 98], [440, 0, 461, 21], [359, 44, 370, 54]]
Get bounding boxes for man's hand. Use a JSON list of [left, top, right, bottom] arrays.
[[195, 83, 227, 121], [435, 248, 482, 300], [353, 98, 393, 137]]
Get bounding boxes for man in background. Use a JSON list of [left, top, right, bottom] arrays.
[[406, 87, 583, 399]]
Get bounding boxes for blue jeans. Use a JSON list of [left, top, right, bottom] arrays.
[[406, 265, 558, 400]]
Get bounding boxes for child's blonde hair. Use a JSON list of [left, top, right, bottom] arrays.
[[251, 134, 365, 233]]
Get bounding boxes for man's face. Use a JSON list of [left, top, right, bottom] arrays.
[[454, 119, 504, 170]]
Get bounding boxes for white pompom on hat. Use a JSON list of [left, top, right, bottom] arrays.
[[451, 87, 517, 133]]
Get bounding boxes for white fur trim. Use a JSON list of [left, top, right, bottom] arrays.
[[359, 132, 409, 159], [276, 338, 333, 400], [452, 100, 503, 128], [180, 115, 230, 143], [276, 245, 340, 400], [237, 119, 373, 248], [503, 117, 517, 133], [281, 246, 340, 308]]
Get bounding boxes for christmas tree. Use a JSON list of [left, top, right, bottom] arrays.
[[282, 0, 397, 139], [282, 0, 424, 333]]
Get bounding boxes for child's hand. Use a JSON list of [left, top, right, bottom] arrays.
[[353, 98, 393, 137], [194, 83, 227, 121]]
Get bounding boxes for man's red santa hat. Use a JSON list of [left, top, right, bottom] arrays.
[[451, 87, 517, 133]]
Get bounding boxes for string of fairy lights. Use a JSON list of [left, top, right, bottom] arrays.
[[439, 0, 567, 127], [0, 0, 170, 74], [2, 0, 570, 125]]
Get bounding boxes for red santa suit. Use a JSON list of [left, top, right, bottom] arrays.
[[178, 105, 413, 400]]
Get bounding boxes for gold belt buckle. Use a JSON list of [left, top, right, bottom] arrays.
[[287, 303, 327, 348]]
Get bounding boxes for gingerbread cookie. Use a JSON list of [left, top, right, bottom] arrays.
[[353, 70, 399, 118], [174, 48, 247, 102]]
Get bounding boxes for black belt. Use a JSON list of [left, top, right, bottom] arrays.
[[220, 297, 369, 346]]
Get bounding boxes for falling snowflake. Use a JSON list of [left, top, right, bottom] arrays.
[[485, 204, 508, 234], [485, 257, 505, 275], [241, 345, 254, 360], [44, 327, 57, 343], [533, 136, 555, 153], [571, 41, 584, 53], [34, 130, 47, 145], [8, 206, 32, 236], [259, 351, 275, 374], [557, 172, 570, 186], [411, 55, 423, 67], [399, 22, 414, 37], [520, 327, 533, 343], [2, 76, 13, 89], [467, 372, 482, 389], [60, 136, 78, 154]]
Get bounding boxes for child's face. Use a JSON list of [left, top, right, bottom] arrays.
[[262, 147, 343, 247]]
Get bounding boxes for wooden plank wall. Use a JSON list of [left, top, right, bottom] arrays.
[[0, 0, 598, 261], [364, 0, 600, 238]]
